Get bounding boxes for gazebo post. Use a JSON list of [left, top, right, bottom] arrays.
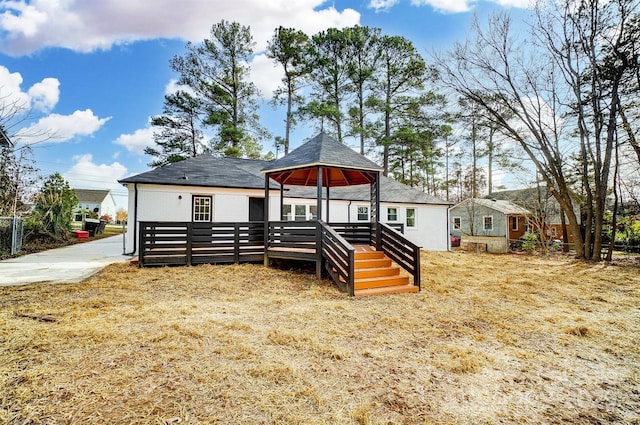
[[316, 166, 323, 280], [264, 173, 270, 267], [371, 171, 381, 250], [280, 184, 284, 220], [326, 186, 330, 223]]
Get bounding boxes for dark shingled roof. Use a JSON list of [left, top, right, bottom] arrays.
[[118, 156, 280, 190], [261, 133, 383, 187], [118, 155, 449, 205], [262, 133, 382, 173], [285, 177, 449, 205]]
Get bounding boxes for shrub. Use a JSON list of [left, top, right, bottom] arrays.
[[521, 232, 538, 254]]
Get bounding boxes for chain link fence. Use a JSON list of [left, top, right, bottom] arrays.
[[0, 216, 23, 255]]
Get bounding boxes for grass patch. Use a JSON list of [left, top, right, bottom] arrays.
[[1, 253, 639, 424]]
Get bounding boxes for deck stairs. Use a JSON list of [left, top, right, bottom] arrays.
[[351, 246, 419, 297]]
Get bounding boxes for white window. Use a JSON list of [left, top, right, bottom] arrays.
[[193, 196, 212, 222], [283, 204, 317, 221], [387, 207, 398, 221], [510, 216, 518, 231], [283, 204, 292, 220], [453, 216, 461, 229], [483, 216, 493, 231], [357, 206, 369, 221], [294, 205, 306, 221], [406, 208, 416, 227]]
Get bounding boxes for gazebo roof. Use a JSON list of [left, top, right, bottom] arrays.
[[261, 132, 383, 187]]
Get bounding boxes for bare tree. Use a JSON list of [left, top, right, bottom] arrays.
[[434, 2, 638, 261]]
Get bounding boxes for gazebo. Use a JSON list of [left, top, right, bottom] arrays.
[[261, 133, 420, 296]]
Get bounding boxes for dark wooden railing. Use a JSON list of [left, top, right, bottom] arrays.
[[138, 221, 264, 267], [320, 221, 356, 296], [138, 220, 419, 292], [265, 221, 318, 262], [375, 222, 421, 290]]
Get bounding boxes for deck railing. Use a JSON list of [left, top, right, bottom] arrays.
[[319, 221, 356, 296], [138, 221, 264, 267], [138, 220, 419, 291], [375, 222, 421, 290]]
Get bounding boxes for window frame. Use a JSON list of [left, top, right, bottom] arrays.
[[356, 205, 369, 221], [406, 208, 416, 228], [192, 195, 212, 222], [453, 216, 461, 229], [510, 216, 518, 231], [483, 215, 494, 231], [387, 207, 398, 222]]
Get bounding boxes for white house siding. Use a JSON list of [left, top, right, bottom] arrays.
[[123, 184, 450, 254]]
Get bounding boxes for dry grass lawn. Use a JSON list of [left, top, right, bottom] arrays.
[[1, 252, 639, 424]]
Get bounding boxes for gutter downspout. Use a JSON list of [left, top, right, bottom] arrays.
[[123, 183, 138, 256]]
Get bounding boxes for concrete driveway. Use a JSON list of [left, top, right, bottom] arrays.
[[0, 235, 133, 286]]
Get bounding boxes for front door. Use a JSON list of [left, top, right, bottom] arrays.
[[249, 197, 265, 222]]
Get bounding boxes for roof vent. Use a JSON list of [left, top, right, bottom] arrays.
[[181, 173, 188, 180]]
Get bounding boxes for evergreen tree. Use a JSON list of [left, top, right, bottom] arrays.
[[145, 90, 204, 168], [170, 20, 268, 158], [26, 173, 77, 242], [266, 27, 309, 155]]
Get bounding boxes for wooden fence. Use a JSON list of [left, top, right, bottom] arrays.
[[138, 221, 264, 267]]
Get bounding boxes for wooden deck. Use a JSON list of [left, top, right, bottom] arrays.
[[137, 220, 420, 297]]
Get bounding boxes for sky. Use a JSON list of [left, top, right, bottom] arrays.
[[0, 0, 531, 210]]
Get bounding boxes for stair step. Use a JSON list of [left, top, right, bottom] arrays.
[[354, 265, 400, 279], [355, 284, 419, 297], [354, 275, 410, 290], [354, 250, 385, 260], [355, 258, 392, 269]]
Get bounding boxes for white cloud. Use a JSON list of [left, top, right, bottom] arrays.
[[0, 0, 361, 56], [409, 0, 531, 13], [0, 65, 60, 112], [63, 153, 129, 209], [113, 126, 155, 155], [16, 109, 110, 143], [27, 77, 59, 111], [250, 53, 283, 99], [369, 0, 401, 11], [410, 0, 474, 13]]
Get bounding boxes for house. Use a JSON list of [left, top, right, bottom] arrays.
[[118, 133, 451, 296], [449, 198, 531, 253], [488, 187, 580, 243], [73, 189, 117, 222], [118, 155, 451, 255]]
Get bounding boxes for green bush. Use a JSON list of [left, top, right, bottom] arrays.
[[521, 232, 538, 254]]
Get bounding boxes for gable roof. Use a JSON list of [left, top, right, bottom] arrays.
[[118, 156, 280, 190], [489, 187, 574, 224], [118, 155, 449, 206], [74, 189, 111, 203], [452, 198, 531, 215]]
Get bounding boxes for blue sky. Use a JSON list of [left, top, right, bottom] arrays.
[[0, 0, 529, 209]]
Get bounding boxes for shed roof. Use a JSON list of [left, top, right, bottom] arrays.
[[452, 198, 531, 215], [261, 133, 383, 187], [74, 189, 111, 203]]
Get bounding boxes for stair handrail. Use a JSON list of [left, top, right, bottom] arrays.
[[319, 220, 356, 296], [375, 222, 421, 291]]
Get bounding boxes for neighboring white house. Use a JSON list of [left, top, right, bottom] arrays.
[[118, 156, 451, 255], [73, 189, 117, 222]]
